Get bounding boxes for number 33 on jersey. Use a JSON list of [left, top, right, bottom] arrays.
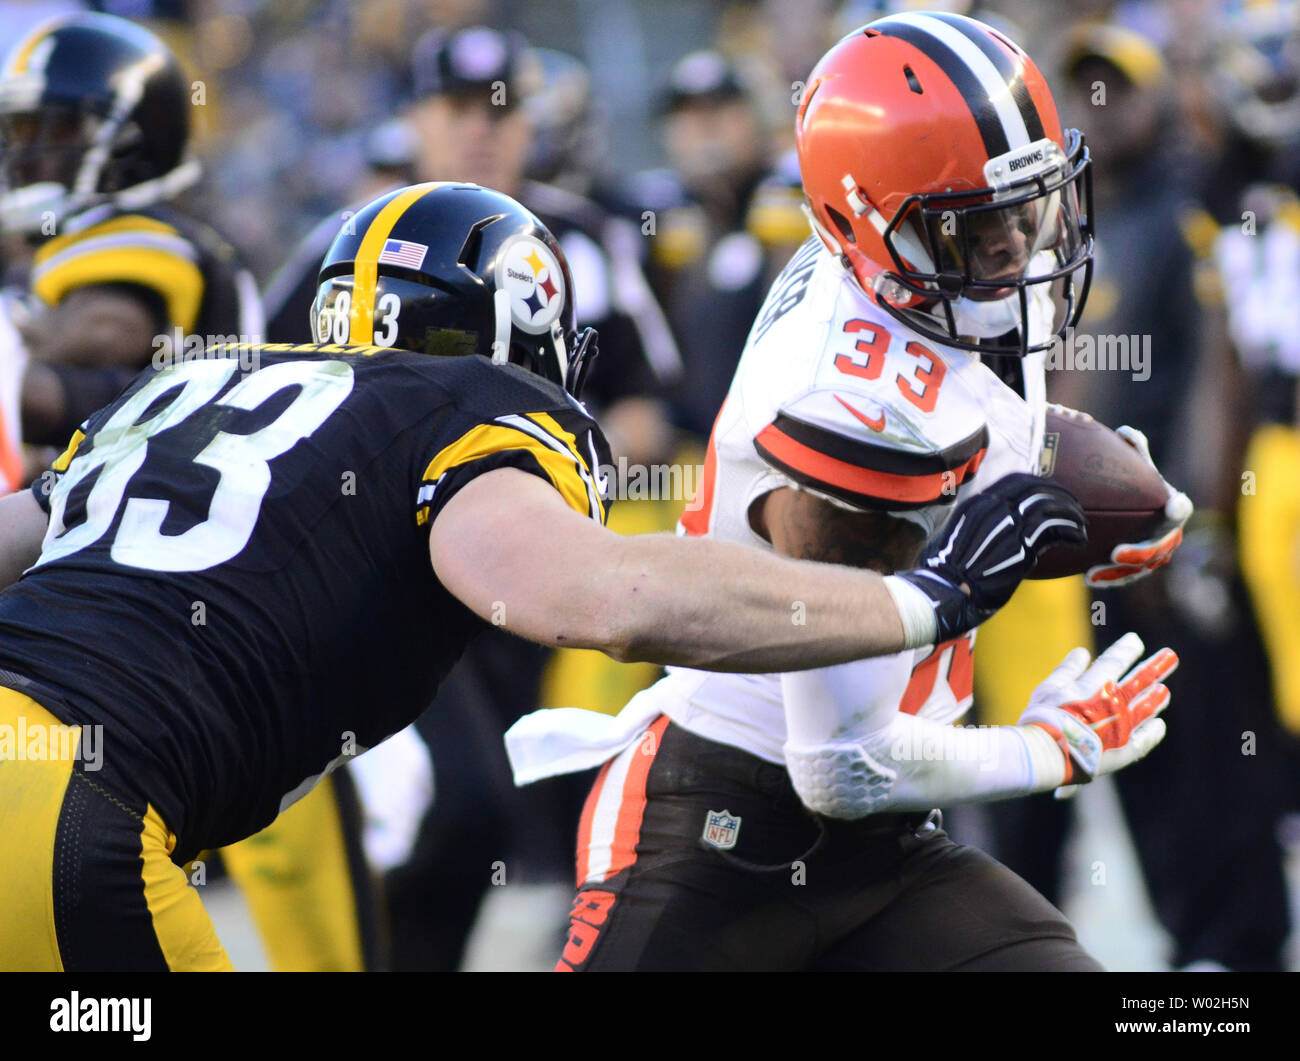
[[685, 237, 1049, 547]]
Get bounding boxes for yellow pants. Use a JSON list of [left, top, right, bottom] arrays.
[[0, 686, 232, 971], [1238, 424, 1300, 735], [217, 772, 379, 971]]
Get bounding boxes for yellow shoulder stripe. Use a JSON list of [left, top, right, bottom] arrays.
[[33, 245, 204, 333], [51, 429, 86, 473], [421, 422, 593, 521], [526, 411, 606, 523], [34, 213, 186, 267]]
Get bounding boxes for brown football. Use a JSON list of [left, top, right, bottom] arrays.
[[1028, 405, 1168, 580]]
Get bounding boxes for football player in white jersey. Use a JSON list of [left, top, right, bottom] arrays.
[[507, 13, 1190, 971]]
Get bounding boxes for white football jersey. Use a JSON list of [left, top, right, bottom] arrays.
[[631, 238, 1050, 763]]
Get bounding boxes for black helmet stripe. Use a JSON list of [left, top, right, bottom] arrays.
[[872, 19, 1008, 157], [928, 12, 1045, 142], [872, 13, 1033, 157]]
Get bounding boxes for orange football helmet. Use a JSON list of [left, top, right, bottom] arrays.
[[796, 12, 1093, 355]]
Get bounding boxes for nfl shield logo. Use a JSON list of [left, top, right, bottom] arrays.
[[702, 809, 741, 850]]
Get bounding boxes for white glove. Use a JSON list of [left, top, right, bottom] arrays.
[[347, 724, 435, 872], [1019, 632, 1178, 797]]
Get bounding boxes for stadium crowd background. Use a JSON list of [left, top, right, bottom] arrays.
[[2, 0, 1246, 276], [2, 0, 1299, 971]]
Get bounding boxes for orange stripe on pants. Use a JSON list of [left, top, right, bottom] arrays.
[[605, 715, 669, 879], [573, 715, 669, 886]]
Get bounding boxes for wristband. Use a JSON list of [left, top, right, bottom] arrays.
[[882, 574, 938, 649]]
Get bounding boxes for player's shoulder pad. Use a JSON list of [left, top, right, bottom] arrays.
[[753, 313, 989, 511], [31, 206, 204, 328], [34, 207, 197, 266], [746, 151, 807, 250]]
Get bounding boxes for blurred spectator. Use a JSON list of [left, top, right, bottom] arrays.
[[407, 24, 680, 460], [981, 21, 1293, 971], [1204, 2, 1300, 808], [636, 50, 801, 439], [1196, 0, 1300, 222]]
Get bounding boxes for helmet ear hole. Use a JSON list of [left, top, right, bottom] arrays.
[[824, 205, 857, 244]]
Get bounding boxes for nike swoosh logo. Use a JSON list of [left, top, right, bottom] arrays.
[[835, 393, 886, 432], [586, 434, 610, 496]]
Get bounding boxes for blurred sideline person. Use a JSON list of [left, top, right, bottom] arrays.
[[3, 14, 260, 451], [982, 22, 1292, 971], [1208, 2, 1300, 924], [506, 13, 1186, 972], [0, 12, 385, 972], [0, 180, 1085, 970], [1207, 4, 1300, 751], [370, 25, 685, 970], [407, 25, 681, 457], [636, 51, 794, 441]]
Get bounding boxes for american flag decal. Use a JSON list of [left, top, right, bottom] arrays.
[[378, 238, 428, 269]]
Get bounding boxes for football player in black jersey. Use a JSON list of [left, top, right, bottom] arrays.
[[1, 13, 262, 450], [0, 11, 389, 972], [0, 180, 1085, 969]]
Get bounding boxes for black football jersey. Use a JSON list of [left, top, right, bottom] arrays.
[[0, 343, 608, 861]]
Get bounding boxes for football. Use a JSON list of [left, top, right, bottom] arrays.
[[1028, 405, 1169, 580]]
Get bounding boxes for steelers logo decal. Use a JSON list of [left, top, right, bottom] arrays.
[[497, 236, 565, 334]]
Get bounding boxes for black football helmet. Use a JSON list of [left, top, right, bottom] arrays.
[[0, 12, 199, 234], [311, 182, 598, 398]]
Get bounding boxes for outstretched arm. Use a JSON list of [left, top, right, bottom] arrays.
[[428, 468, 1085, 673], [429, 468, 907, 671]]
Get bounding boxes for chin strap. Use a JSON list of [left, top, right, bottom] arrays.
[[565, 326, 598, 398]]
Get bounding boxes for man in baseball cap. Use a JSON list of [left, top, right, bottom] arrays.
[[407, 25, 541, 196]]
